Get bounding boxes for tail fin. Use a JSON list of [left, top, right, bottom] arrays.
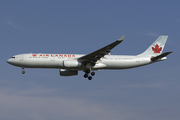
[[138, 35, 168, 57]]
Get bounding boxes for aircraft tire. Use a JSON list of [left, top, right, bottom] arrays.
[[91, 72, 95, 76], [86, 69, 90, 74], [88, 76, 92, 80], [22, 71, 25, 74], [84, 73, 88, 78]]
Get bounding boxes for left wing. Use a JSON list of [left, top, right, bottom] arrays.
[[78, 35, 125, 65]]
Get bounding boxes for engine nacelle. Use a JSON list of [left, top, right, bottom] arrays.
[[59, 69, 78, 76], [63, 60, 82, 67]]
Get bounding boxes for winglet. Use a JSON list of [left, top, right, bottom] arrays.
[[117, 35, 125, 41]]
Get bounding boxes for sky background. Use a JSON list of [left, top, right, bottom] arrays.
[[0, 0, 180, 120]]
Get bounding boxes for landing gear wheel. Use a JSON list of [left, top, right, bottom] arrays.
[[84, 73, 88, 78], [88, 76, 92, 80], [86, 69, 90, 74], [91, 72, 95, 76], [22, 68, 25, 74], [22, 71, 25, 74], [83, 69, 93, 80]]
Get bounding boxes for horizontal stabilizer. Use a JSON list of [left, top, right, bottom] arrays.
[[151, 51, 172, 61]]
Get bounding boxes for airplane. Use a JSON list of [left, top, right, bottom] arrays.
[[7, 35, 172, 80]]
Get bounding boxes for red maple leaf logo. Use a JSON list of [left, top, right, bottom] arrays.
[[32, 54, 37, 57], [152, 44, 162, 53]]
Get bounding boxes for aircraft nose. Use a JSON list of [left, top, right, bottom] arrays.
[[7, 57, 20, 66], [7, 59, 11, 64], [7, 58, 15, 65]]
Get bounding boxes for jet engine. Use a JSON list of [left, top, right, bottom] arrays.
[[59, 69, 78, 76], [63, 60, 82, 67]]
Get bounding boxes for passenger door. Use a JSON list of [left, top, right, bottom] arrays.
[[20, 55, 24, 61]]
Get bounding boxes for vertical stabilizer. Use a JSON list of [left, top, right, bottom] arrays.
[[138, 36, 168, 57]]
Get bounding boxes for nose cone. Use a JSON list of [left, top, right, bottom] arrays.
[[7, 58, 15, 65], [6, 59, 13, 64], [7, 59, 11, 64], [7, 56, 22, 67]]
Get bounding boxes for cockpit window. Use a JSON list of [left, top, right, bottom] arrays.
[[11, 57, 15, 58]]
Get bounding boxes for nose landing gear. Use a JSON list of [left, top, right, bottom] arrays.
[[22, 68, 25, 74]]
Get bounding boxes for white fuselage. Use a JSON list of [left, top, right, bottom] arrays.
[[6, 35, 170, 80], [7, 53, 152, 70]]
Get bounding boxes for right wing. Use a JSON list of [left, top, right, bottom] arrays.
[[78, 35, 125, 65]]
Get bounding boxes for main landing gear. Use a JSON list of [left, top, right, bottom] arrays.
[[22, 68, 25, 74], [84, 69, 95, 80]]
